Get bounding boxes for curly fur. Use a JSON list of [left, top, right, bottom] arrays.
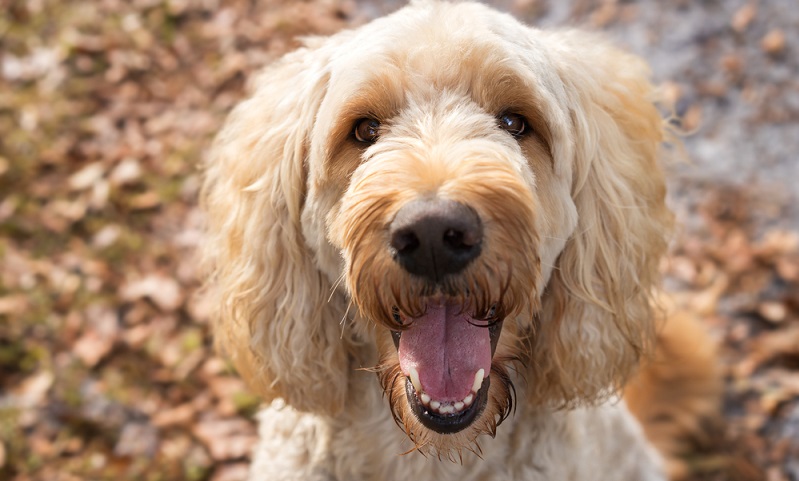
[[201, 2, 718, 480]]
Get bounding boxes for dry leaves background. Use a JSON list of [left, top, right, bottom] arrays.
[[1, 1, 797, 480]]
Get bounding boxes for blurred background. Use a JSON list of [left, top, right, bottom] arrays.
[[1, 0, 797, 480]]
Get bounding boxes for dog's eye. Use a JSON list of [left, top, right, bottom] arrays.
[[353, 118, 380, 143], [497, 113, 528, 138]]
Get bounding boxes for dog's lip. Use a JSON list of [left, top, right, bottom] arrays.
[[404, 373, 490, 434]]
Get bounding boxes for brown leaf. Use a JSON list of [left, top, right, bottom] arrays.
[[120, 274, 184, 311], [776, 257, 799, 282], [747, 325, 799, 372], [152, 403, 197, 428], [91, 224, 122, 249], [731, 3, 757, 33], [721, 53, 745, 75], [719, 229, 755, 273], [755, 231, 799, 259], [114, 422, 159, 457], [11, 371, 54, 408], [74, 305, 120, 367], [758, 301, 788, 324], [193, 417, 257, 461], [210, 463, 250, 481], [110, 157, 143, 186], [681, 103, 703, 132], [68, 162, 106, 191], [50, 198, 88, 222], [761, 29, 787, 55], [128, 191, 162, 210], [0, 294, 29, 315]]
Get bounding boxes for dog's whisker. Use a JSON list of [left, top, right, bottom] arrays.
[[328, 272, 346, 301], [339, 299, 353, 333], [541, 235, 568, 242]]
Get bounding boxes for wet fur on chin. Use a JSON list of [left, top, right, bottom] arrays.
[[197, 1, 720, 479]]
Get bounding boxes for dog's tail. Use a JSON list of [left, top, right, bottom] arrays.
[[624, 305, 723, 480]]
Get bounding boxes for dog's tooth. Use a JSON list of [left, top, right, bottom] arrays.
[[463, 394, 473, 406], [430, 400, 441, 410], [421, 393, 431, 405], [471, 369, 485, 393], [409, 367, 422, 393], [440, 405, 454, 414], [454, 401, 464, 411]]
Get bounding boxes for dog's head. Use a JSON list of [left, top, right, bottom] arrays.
[[202, 1, 673, 457]]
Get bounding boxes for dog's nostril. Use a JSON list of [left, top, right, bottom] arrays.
[[443, 229, 462, 248], [443, 228, 479, 251], [392, 230, 420, 254]]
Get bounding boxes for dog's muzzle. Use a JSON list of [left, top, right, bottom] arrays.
[[387, 198, 502, 434]]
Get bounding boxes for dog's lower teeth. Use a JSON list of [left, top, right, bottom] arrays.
[[416, 391, 481, 414], [410, 369, 487, 414]]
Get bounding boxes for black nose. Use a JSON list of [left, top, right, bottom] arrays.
[[389, 199, 483, 282]]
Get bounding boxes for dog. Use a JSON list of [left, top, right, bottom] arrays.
[[201, 1, 720, 480]]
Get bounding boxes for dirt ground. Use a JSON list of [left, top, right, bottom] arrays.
[[1, 1, 797, 480]]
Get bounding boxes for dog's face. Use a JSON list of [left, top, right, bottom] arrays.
[[203, 1, 672, 459], [301, 6, 580, 452]]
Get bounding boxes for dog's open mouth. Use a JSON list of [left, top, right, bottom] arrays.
[[390, 299, 503, 434]]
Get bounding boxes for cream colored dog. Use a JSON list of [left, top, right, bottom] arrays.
[[201, 1, 719, 480]]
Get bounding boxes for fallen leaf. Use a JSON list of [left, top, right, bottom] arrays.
[[11, 371, 54, 408], [110, 157, 143, 186], [92, 224, 122, 248], [152, 402, 197, 428], [761, 29, 787, 55], [758, 301, 788, 324], [775, 257, 799, 281], [747, 325, 799, 371], [128, 191, 162, 210], [114, 422, 159, 457], [755, 231, 799, 259], [120, 274, 184, 311], [731, 3, 757, 33], [210, 462, 250, 481], [193, 417, 257, 461], [0, 294, 29, 315], [681, 103, 703, 132], [68, 162, 106, 191], [74, 305, 120, 367]]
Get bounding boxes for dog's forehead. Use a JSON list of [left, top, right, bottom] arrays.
[[329, 2, 540, 95]]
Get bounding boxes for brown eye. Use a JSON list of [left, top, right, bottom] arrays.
[[498, 112, 527, 138], [353, 118, 380, 143]]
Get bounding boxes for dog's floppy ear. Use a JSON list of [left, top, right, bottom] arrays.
[[201, 44, 350, 415], [530, 31, 674, 406]]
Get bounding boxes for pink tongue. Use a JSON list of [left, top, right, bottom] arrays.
[[397, 303, 491, 402]]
